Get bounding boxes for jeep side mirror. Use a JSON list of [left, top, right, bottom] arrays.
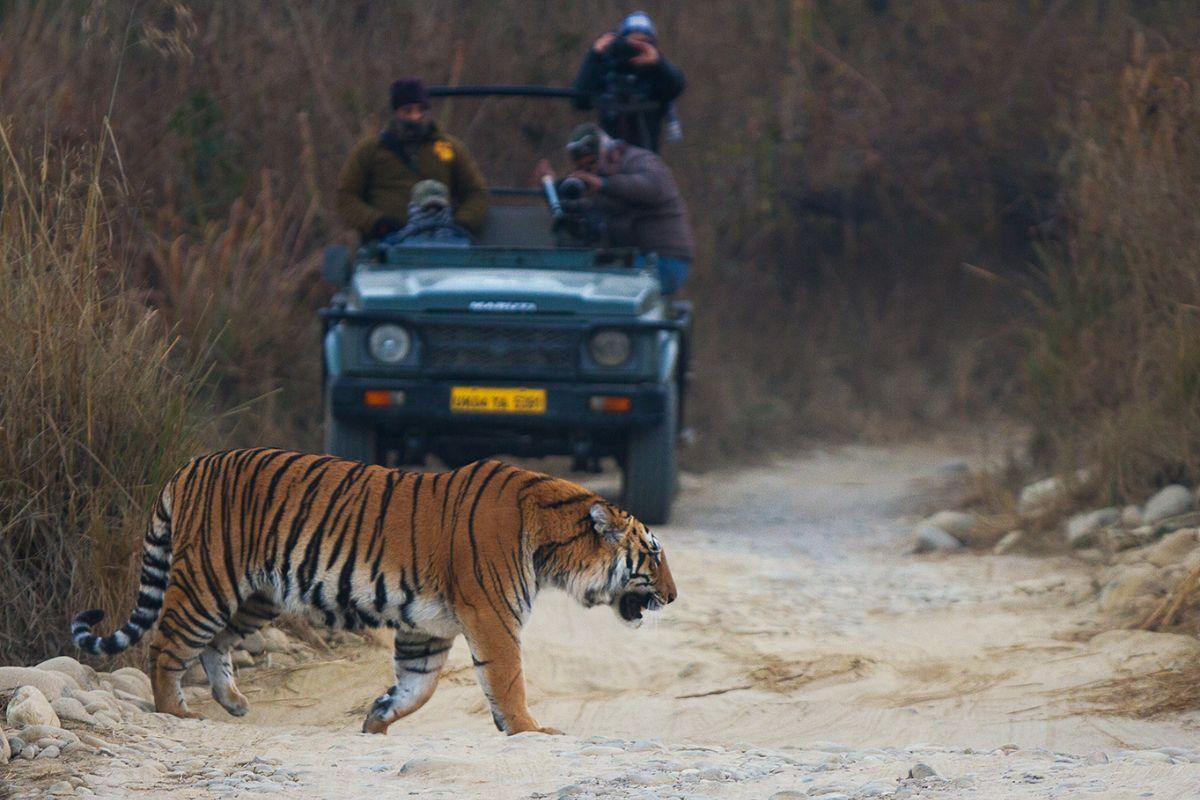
[[322, 245, 352, 286]]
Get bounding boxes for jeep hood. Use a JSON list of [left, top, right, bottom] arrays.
[[351, 268, 659, 316]]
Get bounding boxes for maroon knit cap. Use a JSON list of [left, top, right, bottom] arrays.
[[390, 77, 429, 110]]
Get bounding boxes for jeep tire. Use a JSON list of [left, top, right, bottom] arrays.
[[621, 378, 678, 524], [323, 387, 378, 464]]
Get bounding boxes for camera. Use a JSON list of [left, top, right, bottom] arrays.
[[607, 35, 641, 65], [558, 175, 587, 201]]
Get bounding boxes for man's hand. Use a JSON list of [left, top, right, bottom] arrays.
[[568, 170, 603, 195], [628, 38, 660, 67], [533, 159, 556, 184], [592, 32, 617, 54]]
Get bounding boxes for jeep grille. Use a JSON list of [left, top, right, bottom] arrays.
[[422, 324, 578, 375]]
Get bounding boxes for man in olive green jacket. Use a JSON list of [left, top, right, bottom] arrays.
[[335, 77, 488, 240]]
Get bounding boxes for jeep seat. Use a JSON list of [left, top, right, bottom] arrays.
[[476, 205, 556, 248]]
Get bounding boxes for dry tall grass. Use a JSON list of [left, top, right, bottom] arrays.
[[1026, 31, 1200, 501], [0, 133, 212, 665]]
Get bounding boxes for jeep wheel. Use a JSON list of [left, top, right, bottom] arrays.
[[621, 379, 678, 524], [323, 390, 378, 464]]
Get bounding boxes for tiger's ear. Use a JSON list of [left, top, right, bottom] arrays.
[[590, 502, 623, 544]]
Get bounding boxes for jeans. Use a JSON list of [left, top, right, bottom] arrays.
[[636, 254, 690, 295]]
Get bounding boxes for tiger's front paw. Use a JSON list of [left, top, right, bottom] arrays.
[[535, 725, 564, 735]]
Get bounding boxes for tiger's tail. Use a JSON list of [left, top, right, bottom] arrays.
[[72, 486, 174, 655]]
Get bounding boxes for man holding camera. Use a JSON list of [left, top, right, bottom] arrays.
[[536, 123, 694, 294], [335, 77, 488, 241], [572, 11, 685, 153]]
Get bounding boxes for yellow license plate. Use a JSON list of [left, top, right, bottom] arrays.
[[450, 387, 547, 414]]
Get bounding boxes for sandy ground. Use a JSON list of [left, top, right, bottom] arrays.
[[8, 442, 1200, 799]]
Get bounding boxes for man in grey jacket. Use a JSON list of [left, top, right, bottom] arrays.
[[536, 123, 694, 293]]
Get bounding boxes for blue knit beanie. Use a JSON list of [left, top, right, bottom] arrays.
[[618, 11, 657, 41]]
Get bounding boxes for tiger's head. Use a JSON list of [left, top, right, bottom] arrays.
[[569, 502, 677, 627]]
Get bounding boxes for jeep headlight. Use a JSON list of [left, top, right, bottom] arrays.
[[589, 330, 632, 367], [368, 324, 412, 364]]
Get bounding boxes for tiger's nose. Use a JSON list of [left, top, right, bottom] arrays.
[[663, 584, 677, 604]]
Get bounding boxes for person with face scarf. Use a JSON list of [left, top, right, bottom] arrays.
[[335, 77, 488, 240]]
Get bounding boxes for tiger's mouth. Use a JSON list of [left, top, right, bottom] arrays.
[[615, 590, 662, 625]]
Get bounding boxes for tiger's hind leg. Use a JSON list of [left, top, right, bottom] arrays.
[[362, 632, 453, 734], [199, 592, 281, 717]]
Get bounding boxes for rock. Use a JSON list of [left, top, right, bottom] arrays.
[[1144, 485, 1193, 524], [1066, 507, 1119, 548], [907, 762, 937, 779], [51, 696, 94, 724], [1098, 563, 1167, 617], [77, 732, 109, 749], [1154, 512, 1200, 535], [36, 657, 97, 691], [19, 744, 37, 759], [7, 686, 61, 728], [1018, 470, 1090, 516], [1144, 529, 1200, 568], [18, 725, 78, 744], [107, 668, 153, 703], [232, 649, 255, 668], [38, 744, 61, 759], [47, 781, 74, 796], [925, 511, 976, 537], [993, 530, 1024, 555], [0, 667, 74, 701], [240, 632, 267, 655], [1122, 505, 1144, 527], [112, 689, 155, 713], [0, 729, 9, 764], [911, 523, 964, 554], [1105, 527, 1156, 552], [261, 628, 291, 653], [1088, 629, 1200, 671]]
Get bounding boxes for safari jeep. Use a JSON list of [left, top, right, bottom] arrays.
[[319, 86, 691, 524]]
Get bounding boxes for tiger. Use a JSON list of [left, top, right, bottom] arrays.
[[71, 448, 676, 736]]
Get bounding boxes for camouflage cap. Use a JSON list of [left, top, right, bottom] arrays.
[[566, 122, 604, 159], [411, 179, 450, 209]]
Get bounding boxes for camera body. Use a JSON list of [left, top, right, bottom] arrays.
[[607, 35, 641, 65]]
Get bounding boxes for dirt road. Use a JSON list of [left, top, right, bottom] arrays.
[[8, 443, 1200, 799]]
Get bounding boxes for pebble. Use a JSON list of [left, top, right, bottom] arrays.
[[37, 744, 61, 759], [232, 649, 255, 668], [19, 744, 37, 759], [907, 762, 937, 779], [47, 781, 75, 796]]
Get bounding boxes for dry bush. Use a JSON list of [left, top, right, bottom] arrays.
[[0, 132, 211, 666], [1025, 30, 1200, 502], [140, 173, 331, 450]]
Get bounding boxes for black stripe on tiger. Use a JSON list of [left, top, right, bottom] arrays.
[[72, 487, 174, 655]]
